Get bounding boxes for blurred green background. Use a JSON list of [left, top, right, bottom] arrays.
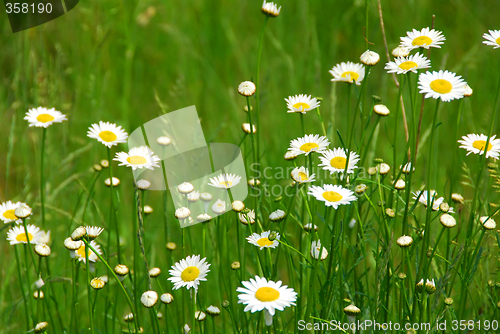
[[0, 0, 499, 331]]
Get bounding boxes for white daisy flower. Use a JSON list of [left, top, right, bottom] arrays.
[[0, 200, 24, 224], [269, 209, 286, 222], [239, 209, 256, 225], [308, 184, 357, 209], [418, 70, 467, 102], [212, 200, 227, 214], [208, 173, 241, 189], [310, 240, 328, 260], [237, 275, 297, 316], [87, 121, 128, 148], [482, 30, 500, 49], [329, 61, 365, 85], [318, 148, 360, 174], [412, 190, 454, 212], [400, 27, 445, 50], [238, 81, 256, 97], [7, 224, 42, 245], [85, 226, 104, 240], [360, 50, 380, 66], [392, 46, 410, 57], [114, 146, 161, 170], [168, 254, 211, 291], [384, 52, 431, 74], [71, 240, 102, 263], [261, 0, 281, 17], [458, 134, 500, 159], [288, 134, 329, 156], [285, 94, 320, 114], [290, 166, 315, 183], [246, 231, 280, 250], [187, 191, 200, 202], [24, 107, 67, 128]]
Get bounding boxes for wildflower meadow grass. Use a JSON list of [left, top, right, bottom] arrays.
[[1, 0, 500, 333]]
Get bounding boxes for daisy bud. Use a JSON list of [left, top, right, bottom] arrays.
[[100, 275, 109, 283], [183, 324, 191, 334], [238, 81, 256, 97], [416, 279, 424, 293], [355, 184, 368, 194], [371, 95, 382, 103], [480, 216, 496, 230], [463, 84, 473, 97], [64, 237, 83, 250], [360, 50, 380, 66], [367, 167, 377, 175], [401, 162, 415, 174], [232, 200, 245, 212], [398, 273, 407, 280], [166, 242, 177, 250], [439, 202, 450, 213], [200, 192, 212, 202], [377, 163, 391, 175], [71, 226, 87, 241], [206, 305, 221, 316], [231, 261, 241, 270], [310, 240, 328, 261], [269, 209, 286, 222], [343, 304, 361, 316], [261, 0, 281, 17], [14, 204, 32, 219], [425, 279, 436, 294], [100, 159, 109, 168], [373, 104, 390, 116], [195, 311, 206, 321], [143, 205, 153, 214], [35, 277, 45, 289], [104, 177, 120, 187], [177, 182, 194, 194], [248, 178, 261, 187], [196, 213, 212, 223], [274, 196, 283, 202], [136, 179, 151, 190], [451, 193, 464, 203], [175, 207, 191, 219], [91, 277, 106, 290], [268, 231, 277, 241], [34, 321, 49, 333], [284, 151, 298, 160], [114, 264, 130, 278], [385, 208, 395, 218], [161, 293, 174, 304], [221, 300, 230, 308], [35, 244, 51, 257], [394, 179, 405, 190], [85, 226, 104, 240], [396, 235, 413, 247], [124, 313, 134, 322], [440, 214, 456, 228], [157, 136, 171, 146], [149, 267, 161, 278], [157, 312, 163, 319], [141, 290, 158, 308], [303, 223, 319, 232], [444, 297, 453, 306], [93, 164, 102, 171], [34, 291, 44, 299], [242, 123, 257, 134], [392, 46, 410, 57], [243, 105, 253, 112]]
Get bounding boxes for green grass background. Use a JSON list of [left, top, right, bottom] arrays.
[[0, 0, 499, 332]]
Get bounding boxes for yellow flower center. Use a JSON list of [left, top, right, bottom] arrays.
[[412, 36, 433, 46], [76, 245, 93, 259], [15, 232, 33, 242], [300, 142, 319, 152], [341, 71, 359, 83], [36, 114, 55, 123], [496, 37, 500, 44], [181, 266, 200, 281], [257, 237, 274, 247], [322, 191, 343, 202], [220, 181, 233, 187], [398, 61, 418, 70], [127, 156, 147, 164], [472, 140, 492, 152], [3, 209, 17, 220], [293, 102, 311, 111], [330, 156, 347, 169], [430, 79, 452, 94], [99, 130, 118, 142], [298, 172, 308, 181], [255, 287, 280, 302]]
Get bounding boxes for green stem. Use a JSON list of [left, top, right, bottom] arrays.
[[85, 243, 95, 334], [15, 245, 31, 330], [107, 147, 121, 263], [40, 127, 47, 228]]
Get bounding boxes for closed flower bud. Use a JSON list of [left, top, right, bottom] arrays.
[[35, 244, 51, 257], [14, 204, 32, 219], [386, 208, 396, 218], [141, 290, 158, 308], [34, 321, 49, 333], [397, 235, 413, 247], [360, 50, 380, 66], [444, 297, 453, 306], [268, 232, 277, 241], [166, 242, 177, 250], [221, 300, 230, 308], [161, 293, 174, 304], [149, 267, 161, 278], [206, 305, 221, 316], [374, 104, 390, 116], [355, 184, 368, 194], [231, 261, 241, 270], [232, 200, 245, 212], [71, 226, 87, 241]]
